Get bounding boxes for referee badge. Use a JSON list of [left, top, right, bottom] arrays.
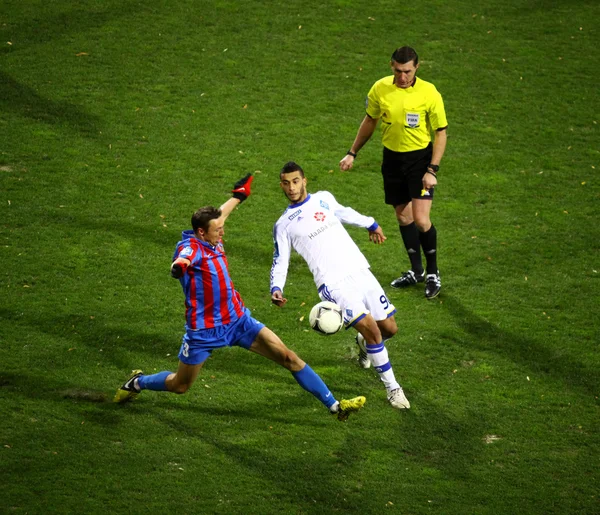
[[406, 112, 420, 128]]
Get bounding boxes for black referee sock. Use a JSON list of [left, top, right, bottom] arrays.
[[419, 224, 438, 275], [399, 222, 423, 274]]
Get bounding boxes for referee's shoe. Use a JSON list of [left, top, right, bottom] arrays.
[[390, 270, 424, 289], [424, 271, 441, 300]]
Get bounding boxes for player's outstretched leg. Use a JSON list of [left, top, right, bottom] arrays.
[[251, 327, 366, 421], [113, 370, 174, 403], [113, 369, 143, 403], [291, 364, 365, 421]]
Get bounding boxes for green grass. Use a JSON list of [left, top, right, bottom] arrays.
[[1, 0, 599, 513]]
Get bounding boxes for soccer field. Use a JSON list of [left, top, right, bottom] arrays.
[[1, 1, 598, 513]]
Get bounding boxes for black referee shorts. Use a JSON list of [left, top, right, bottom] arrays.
[[381, 144, 433, 206]]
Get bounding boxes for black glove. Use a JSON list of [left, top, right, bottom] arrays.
[[171, 262, 185, 279], [232, 174, 254, 202]]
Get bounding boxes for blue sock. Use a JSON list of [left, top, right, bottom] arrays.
[[292, 364, 337, 409], [137, 371, 171, 391]]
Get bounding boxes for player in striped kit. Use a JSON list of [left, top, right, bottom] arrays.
[[270, 162, 410, 409], [114, 174, 365, 421]]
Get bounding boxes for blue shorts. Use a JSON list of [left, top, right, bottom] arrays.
[[178, 308, 265, 365]]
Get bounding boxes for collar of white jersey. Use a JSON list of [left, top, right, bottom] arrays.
[[288, 193, 312, 209]]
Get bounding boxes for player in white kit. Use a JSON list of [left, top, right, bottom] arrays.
[[270, 161, 410, 409]]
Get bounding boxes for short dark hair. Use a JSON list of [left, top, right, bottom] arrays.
[[280, 161, 305, 178], [191, 206, 221, 232], [391, 46, 419, 66]]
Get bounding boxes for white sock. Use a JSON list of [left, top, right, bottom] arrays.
[[367, 342, 400, 392]]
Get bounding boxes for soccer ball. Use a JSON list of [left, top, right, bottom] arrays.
[[309, 301, 344, 335]]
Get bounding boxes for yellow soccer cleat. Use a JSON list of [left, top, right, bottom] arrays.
[[113, 369, 143, 403], [336, 396, 366, 421]]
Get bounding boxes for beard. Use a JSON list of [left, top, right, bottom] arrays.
[[284, 184, 306, 203]]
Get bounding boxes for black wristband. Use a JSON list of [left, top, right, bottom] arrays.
[[428, 164, 439, 172], [347, 150, 357, 158], [425, 170, 437, 178]]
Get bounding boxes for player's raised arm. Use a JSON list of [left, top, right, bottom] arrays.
[[219, 173, 254, 221]]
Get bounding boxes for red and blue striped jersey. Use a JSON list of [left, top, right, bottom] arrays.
[[173, 230, 245, 330]]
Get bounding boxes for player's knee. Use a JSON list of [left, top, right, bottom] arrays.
[[281, 349, 301, 370], [171, 382, 192, 394], [383, 326, 398, 339], [379, 318, 398, 339]]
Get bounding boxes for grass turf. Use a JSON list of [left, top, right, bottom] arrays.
[[1, 1, 599, 513]]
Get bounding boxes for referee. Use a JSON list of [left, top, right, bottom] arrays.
[[339, 46, 448, 299]]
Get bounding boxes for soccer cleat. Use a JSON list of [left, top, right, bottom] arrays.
[[424, 271, 441, 299], [355, 333, 371, 369], [390, 270, 424, 289], [335, 396, 366, 421], [388, 387, 410, 409], [113, 369, 143, 403]]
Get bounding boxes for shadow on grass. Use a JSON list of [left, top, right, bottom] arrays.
[[0, 368, 338, 432], [0, 71, 101, 137], [157, 413, 360, 510], [0, 1, 137, 55], [1, 305, 361, 405], [2, 345, 497, 511], [148, 390, 494, 512], [443, 295, 599, 397], [0, 307, 175, 370]]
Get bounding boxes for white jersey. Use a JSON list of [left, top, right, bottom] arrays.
[[271, 191, 378, 292]]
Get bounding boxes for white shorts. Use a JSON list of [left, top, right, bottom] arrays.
[[317, 269, 396, 327]]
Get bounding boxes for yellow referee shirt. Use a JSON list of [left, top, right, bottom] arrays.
[[366, 76, 447, 153]]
